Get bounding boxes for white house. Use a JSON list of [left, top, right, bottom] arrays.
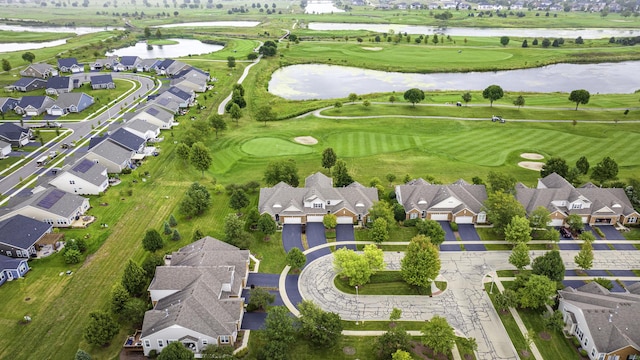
[[82, 140, 134, 174], [134, 106, 177, 129], [123, 119, 161, 141], [49, 159, 108, 195], [0, 140, 11, 158]]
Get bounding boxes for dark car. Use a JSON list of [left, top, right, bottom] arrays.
[[560, 228, 572, 239]]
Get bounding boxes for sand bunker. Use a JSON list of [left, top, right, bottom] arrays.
[[362, 47, 383, 51], [294, 136, 318, 145], [518, 161, 544, 171], [520, 153, 544, 160]]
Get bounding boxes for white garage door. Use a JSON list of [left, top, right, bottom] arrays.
[[307, 216, 325, 223], [455, 216, 473, 224], [283, 217, 302, 224], [337, 216, 353, 224], [430, 213, 449, 221], [50, 109, 64, 116], [549, 218, 564, 227], [581, 216, 589, 223]]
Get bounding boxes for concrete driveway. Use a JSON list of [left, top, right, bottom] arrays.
[[282, 224, 302, 253]]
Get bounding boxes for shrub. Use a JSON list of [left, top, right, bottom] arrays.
[[121, 167, 132, 174], [572, 337, 580, 347], [450, 222, 459, 231], [594, 227, 605, 238], [403, 218, 419, 227], [593, 277, 613, 290], [580, 349, 588, 357], [234, 347, 249, 358]]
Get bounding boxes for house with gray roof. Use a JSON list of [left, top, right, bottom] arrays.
[[0, 254, 30, 286], [5, 77, 47, 92], [0, 97, 19, 114], [14, 96, 55, 117], [88, 128, 146, 154], [516, 173, 640, 226], [0, 214, 52, 259], [154, 59, 189, 76], [171, 67, 210, 93], [46, 92, 95, 116], [141, 236, 249, 356], [0, 123, 32, 147], [0, 140, 10, 158], [136, 59, 161, 73], [395, 178, 488, 223], [45, 76, 73, 96], [89, 55, 118, 71], [0, 187, 90, 228], [114, 56, 141, 71], [559, 283, 640, 360], [133, 105, 176, 129], [123, 119, 160, 141], [57, 57, 83, 73], [49, 159, 108, 195], [259, 172, 379, 225], [90, 74, 115, 90], [82, 140, 134, 173], [20, 63, 58, 79]]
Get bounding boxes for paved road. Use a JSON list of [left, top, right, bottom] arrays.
[[0, 72, 158, 199]]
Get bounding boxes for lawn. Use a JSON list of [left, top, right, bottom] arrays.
[[0, 30, 75, 42], [334, 271, 447, 296], [517, 308, 582, 360], [484, 284, 533, 359]]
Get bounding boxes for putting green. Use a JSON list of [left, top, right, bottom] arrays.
[[241, 137, 314, 157]]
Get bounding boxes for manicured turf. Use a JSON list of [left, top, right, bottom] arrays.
[[0, 30, 74, 42], [241, 137, 315, 157]]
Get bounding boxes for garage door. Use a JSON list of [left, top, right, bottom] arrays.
[[337, 216, 353, 224], [455, 216, 473, 224], [50, 109, 64, 116], [581, 216, 589, 223], [430, 213, 449, 221], [549, 218, 564, 227], [307, 216, 325, 223], [283, 217, 302, 224]]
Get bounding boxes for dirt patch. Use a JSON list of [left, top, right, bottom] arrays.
[[520, 153, 544, 160], [518, 161, 544, 171], [539, 331, 552, 341], [362, 46, 383, 51], [520, 349, 530, 358], [294, 136, 318, 145], [343, 346, 356, 355]]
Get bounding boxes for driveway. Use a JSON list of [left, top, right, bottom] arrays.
[[247, 273, 280, 288], [306, 222, 327, 248], [458, 225, 486, 251], [438, 221, 456, 241], [335, 224, 356, 250], [440, 243, 461, 251], [595, 225, 626, 240], [282, 224, 302, 253]]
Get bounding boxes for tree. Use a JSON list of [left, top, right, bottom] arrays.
[[75, 349, 92, 360], [323, 214, 337, 229], [544, 310, 565, 332], [286, 247, 306, 270], [255, 106, 275, 127], [529, 206, 551, 230], [462, 92, 472, 106], [348, 93, 358, 103], [363, 244, 385, 272], [224, 213, 250, 249], [504, 215, 532, 244], [531, 250, 565, 282], [333, 159, 354, 187], [154, 28, 162, 38], [297, 300, 343, 347], [229, 189, 249, 213], [576, 156, 590, 175], [565, 214, 584, 233], [403, 88, 425, 106], [482, 84, 505, 108], [393, 202, 406, 222], [369, 201, 395, 228], [495, 288, 518, 311], [487, 171, 517, 194], [591, 156, 618, 184], [484, 191, 527, 236], [540, 156, 569, 178], [257, 213, 277, 240], [391, 350, 412, 360], [333, 247, 373, 286], [171, 229, 181, 241], [190, 142, 212, 178], [1, 59, 11, 72], [574, 239, 594, 271], [22, 51, 36, 63], [371, 218, 389, 244], [258, 41, 278, 57], [389, 95, 396, 103], [568, 89, 590, 110], [262, 306, 295, 359], [141, 253, 164, 278], [264, 159, 299, 187], [142, 229, 163, 252], [144, 26, 151, 37], [64, 248, 81, 264], [374, 327, 412, 360], [121, 260, 147, 296], [246, 287, 275, 312], [120, 297, 148, 326], [509, 242, 531, 270], [416, 219, 446, 245], [227, 56, 236, 69], [228, 103, 242, 124], [500, 36, 510, 46], [421, 315, 456, 356], [176, 143, 190, 164], [322, 147, 337, 172], [385, 173, 397, 186], [517, 274, 557, 309], [168, 214, 177, 227], [157, 342, 194, 360], [110, 283, 130, 314], [541, 38, 551, 47], [83, 311, 119, 346], [513, 95, 525, 109], [401, 235, 441, 293], [209, 114, 227, 138], [389, 308, 402, 323], [522, 39, 528, 48], [179, 183, 211, 218]]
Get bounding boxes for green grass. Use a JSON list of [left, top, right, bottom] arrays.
[[334, 271, 446, 296], [241, 137, 315, 157], [0, 30, 74, 42], [485, 284, 533, 359], [341, 320, 425, 331], [146, 39, 179, 45], [497, 270, 531, 277], [624, 227, 640, 240], [517, 308, 582, 360]]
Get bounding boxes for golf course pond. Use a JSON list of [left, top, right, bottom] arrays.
[[268, 61, 640, 100], [0, 38, 69, 53], [106, 38, 223, 58]]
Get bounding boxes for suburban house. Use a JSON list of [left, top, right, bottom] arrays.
[[89, 56, 118, 71], [47, 92, 95, 116], [148, 86, 195, 113], [57, 57, 83, 73], [171, 67, 210, 93], [0, 97, 19, 114], [559, 282, 640, 360], [0, 255, 30, 286], [123, 119, 161, 141], [516, 173, 640, 226], [0, 187, 90, 228], [45, 76, 73, 96], [14, 96, 56, 116], [89, 128, 146, 154], [140, 236, 249, 357], [147, 94, 181, 114], [49, 159, 109, 195], [154, 59, 189, 76], [82, 140, 134, 173], [395, 178, 488, 223], [136, 59, 161, 73], [90, 74, 115, 90], [114, 56, 141, 71], [0, 214, 52, 259], [20, 63, 58, 79], [258, 172, 379, 225], [0, 140, 11, 158], [6, 77, 47, 92], [0, 123, 33, 147], [133, 105, 176, 129]]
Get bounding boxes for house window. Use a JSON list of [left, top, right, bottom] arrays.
[[629, 217, 638, 224], [572, 203, 582, 209], [590, 348, 595, 357], [157, 339, 164, 348], [313, 203, 323, 208], [584, 338, 588, 346], [421, 211, 426, 218], [144, 340, 150, 347], [69, 180, 75, 185], [219, 335, 230, 344], [202, 339, 208, 346], [6, 251, 11, 257], [410, 213, 418, 219]]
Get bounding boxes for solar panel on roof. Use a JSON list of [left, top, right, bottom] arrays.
[[73, 159, 94, 173], [147, 107, 159, 116], [37, 189, 65, 209]]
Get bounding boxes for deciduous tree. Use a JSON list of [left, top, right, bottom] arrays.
[[229, 189, 249, 213], [227, 56, 236, 69], [348, 93, 358, 103], [505, 215, 532, 244], [574, 238, 594, 271], [255, 104, 274, 126], [509, 242, 531, 270], [374, 327, 412, 360], [110, 283, 130, 314], [482, 84, 504, 107], [322, 147, 337, 172], [258, 213, 277, 240], [122, 260, 147, 296], [487, 171, 517, 194], [223, 213, 250, 249], [246, 287, 275, 312], [513, 95, 525, 109], [286, 247, 306, 270], [403, 88, 425, 106], [371, 218, 389, 244], [363, 244, 385, 272], [529, 206, 551, 230], [565, 214, 584, 233], [333, 159, 354, 187], [83, 311, 119, 346], [590, 156, 618, 184], [1, 59, 11, 72], [190, 142, 212, 177], [176, 143, 190, 164], [401, 235, 441, 293], [228, 103, 242, 124], [179, 182, 211, 218], [416, 219, 446, 245], [264, 159, 299, 186], [333, 247, 373, 286], [517, 274, 556, 309], [540, 156, 569, 178], [22, 51, 35, 63], [421, 315, 456, 356], [531, 250, 565, 282], [323, 214, 337, 229], [500, 36, 510, 46], [576, 156, 590, 175], [484, 191, 527, 236], [369, 201, 395, 227], [157, 341, 194, 360], [261, 306, 295, 360], [297, 300, 343, 347], [392, 350, 412, 360], [569, 89, 590, 110], [461, 92, 472, 106], [208, 114, 227, 138]]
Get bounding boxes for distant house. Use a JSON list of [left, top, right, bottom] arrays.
[[57, 57, 83, 73], [123, 119, 160, 141], [0, 214, 52, 258], [82, 140, 134, 173], [136, 59, 161, 73], [141, 237, 249, 357], [6, 77, 47, 92], [148, 86, 195, 114], [47, 93, 94, 116], [154, 59, 189, 76], [49, 159, 109, 195], [0, 97, 19, 114], [14, 96, 56, 117], [516, 173, 640, 226], [0, 123, 33, 147], [45, 76, 73, 96], [395, 178, 488, 223], [0, 187, 90, 228], [259, 172, 379, 225], [0, 255, 30, 286], [133, 105, 176, 129], [20, 63, 58, 79], [171, 67, 210, 93], [89, 55, 118, 71], [90, 74, 115, 90], [559, 282, 640, 360], [0, 140, 11, 158], [115, 56, 141, 71]]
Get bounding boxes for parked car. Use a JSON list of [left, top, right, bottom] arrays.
[[491, 115, 505, 123], [560, 227, 572, 239]]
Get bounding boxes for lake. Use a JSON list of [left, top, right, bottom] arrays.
[[106, 38, 223, 58], [156, 21, 260, 28], [268, 62, 640, 100], [308, 23, 640, 39], [0, 39, 69, 53], [0, 23, 121, 34], [305, 1, 345, 14]]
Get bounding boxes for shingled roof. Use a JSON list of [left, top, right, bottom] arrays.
[[395, 179, 487, 214], [0, 214, 52, 251]]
